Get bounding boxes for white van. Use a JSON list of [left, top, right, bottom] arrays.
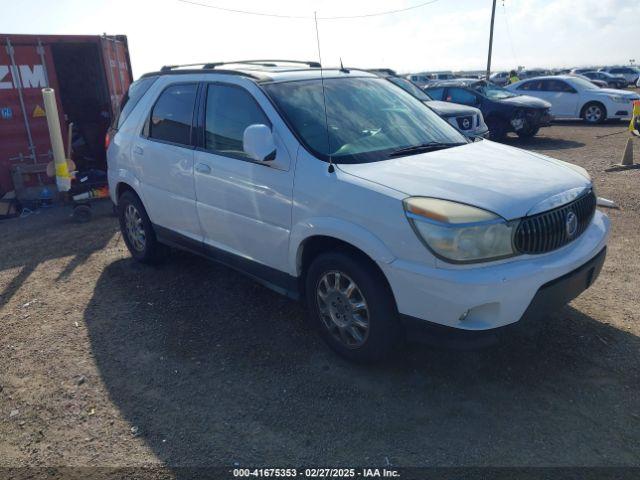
[[107, 61, 609, 362]]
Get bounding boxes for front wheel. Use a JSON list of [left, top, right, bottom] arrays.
[[305, 251, 402, 363], [486, 117, 509, 141], [582, 102, 606, 124], [517, 124, 540, 139]]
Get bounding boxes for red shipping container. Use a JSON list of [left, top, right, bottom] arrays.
[[0, 34, 133, 198]]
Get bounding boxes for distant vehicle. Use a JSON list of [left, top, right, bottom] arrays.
[[637, 77, 640, 88], [425, 79, 552, 140], [568, 73, 608, 89], [581, 71, 628, 89], [570, 67, 599, 76], [369, 70, 489, 138], [599, 66, 640, 85], [507, 75, 640, 124], [407, 71, 457, 87], [406, 74, 431, 87], [519, 69, 549, 79], [489, 71, 510, 86]]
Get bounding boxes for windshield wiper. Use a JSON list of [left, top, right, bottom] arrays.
[[388, 141, 466, 158]]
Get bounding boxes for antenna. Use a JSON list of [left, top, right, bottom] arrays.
[[314, 11, 334, 174]]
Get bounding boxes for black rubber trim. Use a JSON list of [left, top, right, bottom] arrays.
[[154, 224, 300, 300], [400, 246, 607, 349]]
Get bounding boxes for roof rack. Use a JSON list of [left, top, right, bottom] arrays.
[[160, 59, 321, 72]]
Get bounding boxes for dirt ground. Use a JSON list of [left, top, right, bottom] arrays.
[[1, 117, 639, 473]]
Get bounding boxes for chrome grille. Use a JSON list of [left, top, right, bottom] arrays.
[[514, 190, 596, 254]]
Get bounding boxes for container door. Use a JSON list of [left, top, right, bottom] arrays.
[[0, 36, 64, 194], [100, 36, 132, 119]]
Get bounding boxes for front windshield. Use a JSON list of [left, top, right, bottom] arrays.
[[263, 77, 465, 164], [475, 82, 518, 99], [387, 77, 432, 102]]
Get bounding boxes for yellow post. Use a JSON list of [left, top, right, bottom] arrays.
[[42, 88, 71, 192], [630, 100, 640, 136]]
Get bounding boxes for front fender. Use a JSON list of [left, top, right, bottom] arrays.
[[289, 217, 396, 276]]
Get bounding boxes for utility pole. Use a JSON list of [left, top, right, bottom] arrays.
[[486, 0, 497, 80]]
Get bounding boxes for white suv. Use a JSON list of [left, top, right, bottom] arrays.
[[107, 61, 609, 362]]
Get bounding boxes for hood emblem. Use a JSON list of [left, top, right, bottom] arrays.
[[461, 118, 471, 129], [565, 210, 578, 238]]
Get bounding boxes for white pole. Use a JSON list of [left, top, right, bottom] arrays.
[[42, 88, 71, 192]]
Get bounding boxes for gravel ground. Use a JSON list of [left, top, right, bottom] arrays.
[[1, 117, 639, 473]]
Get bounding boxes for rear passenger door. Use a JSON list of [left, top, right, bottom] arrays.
[[193, 82, 294, 273], [135, 82, 202, 240]]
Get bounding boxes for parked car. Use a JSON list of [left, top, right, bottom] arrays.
[[406, 73, 430, 87], [519, 69, 549, 79], [425, 79, 552, 140], [108, 61, 609, 362], [368, 70, 489, 138], [581, 71, 628, 89], [599, 66, 640, 85], [507, 75, 640, 124], [637, 77, 640, 88], [568, 73, 608, 89], [489, 71, 510, 86], [569, 67, 599, 76]]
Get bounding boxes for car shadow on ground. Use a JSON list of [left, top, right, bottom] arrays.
[[502, 135, 586, 150], [0, 201, 117, 308], [84, 252, 640, 467]]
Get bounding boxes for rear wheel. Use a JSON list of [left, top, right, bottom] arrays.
[[118, 191, 167, 264], [305, 251, 401, 363], [581, 102, 606, 124]]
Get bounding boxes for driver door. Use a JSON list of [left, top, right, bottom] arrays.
[[193, 82, 294, 272]]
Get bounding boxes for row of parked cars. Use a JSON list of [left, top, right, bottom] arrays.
[[490, 66, 640, 88], [107, 60, 611, 362]]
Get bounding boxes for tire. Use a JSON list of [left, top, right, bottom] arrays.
[[486, 117, 509, 141], [72, 204, 92, 223], [516, 124, 540, 139], [117, 191, 167, 264], [581, 102, 606, 124], [305, 250, 402, 363]]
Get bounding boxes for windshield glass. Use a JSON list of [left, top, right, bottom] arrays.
[[387, 77, 432, 101], [474, 82, 518, 99], [263, 77, 465, 164], [568, 76, 599, 90]]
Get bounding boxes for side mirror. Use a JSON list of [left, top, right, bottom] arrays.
[[243, 124, 276, 162]]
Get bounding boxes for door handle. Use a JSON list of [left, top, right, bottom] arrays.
[[133, 145, 144, 155], [195, 162, 212, 174]]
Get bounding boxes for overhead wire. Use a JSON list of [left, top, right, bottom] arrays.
[[175, 0, 440, 20]]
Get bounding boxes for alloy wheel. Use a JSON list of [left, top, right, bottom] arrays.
[[584, 105, 603, 123], [316, 271, 370, 348], [124, 204, 146, 252]]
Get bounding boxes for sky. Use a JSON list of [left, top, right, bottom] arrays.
[[2, 0, 638, 79]]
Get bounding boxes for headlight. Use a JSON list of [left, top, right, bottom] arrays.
[[404, 197, 517, 263], [608, 95, 627, 103]]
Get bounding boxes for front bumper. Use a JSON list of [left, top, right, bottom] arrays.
[[381, 210, 609, 334]]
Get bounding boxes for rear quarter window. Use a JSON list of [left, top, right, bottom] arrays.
[[425, 87, 445, 100], [115, 76, 158, 130]]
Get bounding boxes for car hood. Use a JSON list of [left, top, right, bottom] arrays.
[[498, 94, 552, 109], [337, 140, 591, 220], [592, 88, 640, 99], [424, 100, 480, 117]]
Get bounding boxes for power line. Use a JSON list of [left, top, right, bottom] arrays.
[[501, 0, 518, 66], [175, 0, 440, 20]]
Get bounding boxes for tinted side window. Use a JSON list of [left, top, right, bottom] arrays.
[[518, 80, 541, 91], [149, 83, 197, 146], [425, 87, 445, 100], [447, 88, 478, 106], [543, 80, 575, 92], [204, 84, 270, 159], [115, 76, 158, 129]]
